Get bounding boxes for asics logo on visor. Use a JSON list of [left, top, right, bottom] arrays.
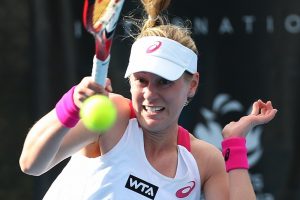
[[146, 41, 162, 53]]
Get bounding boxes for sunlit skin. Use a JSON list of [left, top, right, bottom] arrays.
[[128, 71, 199, 176], [19, 70, 277, 200], [18, 0, 279, 197], [129, 72, 199, 136]]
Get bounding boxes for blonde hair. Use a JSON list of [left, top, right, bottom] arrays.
[[134, 0, 198, 55]]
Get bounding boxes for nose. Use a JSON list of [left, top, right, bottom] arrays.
[[143, 83, 159, 101]]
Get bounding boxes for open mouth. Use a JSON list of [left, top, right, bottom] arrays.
[[143, 105, 165, 113]]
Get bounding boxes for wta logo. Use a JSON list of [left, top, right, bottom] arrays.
[[175, 181, 196, 198], [146, 41, 162, 53], [125, 174, 159, 199]]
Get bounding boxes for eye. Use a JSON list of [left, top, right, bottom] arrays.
[[159, 78, 173, 86], [138, 77, 147, 84], [136, 77, 147, 85], [132, 76, 148, 87]]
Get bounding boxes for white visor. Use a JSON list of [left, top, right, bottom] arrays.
[[124, 36, 197, 81]]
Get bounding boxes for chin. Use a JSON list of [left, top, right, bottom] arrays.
[[139, 118, 166, 132]]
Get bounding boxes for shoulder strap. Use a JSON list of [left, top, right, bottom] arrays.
[[177, 126, 191, 152], [129, 101, 191, 152]]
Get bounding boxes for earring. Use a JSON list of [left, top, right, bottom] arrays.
[[184, 99, 190, 106], [184, 96, 193, 107]]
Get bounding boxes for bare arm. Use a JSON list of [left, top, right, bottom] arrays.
[[190, 135, 229, 199], [19, 109, 98, 176], [19, 110, 68, 176], [199, 143, 229, 200], [19, 77, 131, 176], [19, 77, 110, 176], [204, 165, 255, 200], [222, 100, 277, 200], [200, 100, 277, 200]]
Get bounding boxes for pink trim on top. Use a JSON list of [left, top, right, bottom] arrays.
[[128, 101, 191, 152], [129, 101, 136, 119], [177, 126, 191, 152]]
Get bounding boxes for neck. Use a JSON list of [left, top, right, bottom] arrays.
[[142, 125, 179, 178], [142, 124, 178, 155]]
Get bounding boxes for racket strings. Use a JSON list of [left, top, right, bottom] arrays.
[[92, 0, 122, 31], [92, 0, 111, 28]]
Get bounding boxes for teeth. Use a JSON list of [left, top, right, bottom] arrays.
[[144, 106, 163, 112]]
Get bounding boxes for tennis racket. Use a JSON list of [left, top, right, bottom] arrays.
[[82, 0, 125, 86]]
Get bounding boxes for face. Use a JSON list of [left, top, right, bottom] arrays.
[[129, 72, 199, 133]]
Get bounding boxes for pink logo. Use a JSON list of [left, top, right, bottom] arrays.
[[146, 41, 162, 53], [175, 181, 196, 198]]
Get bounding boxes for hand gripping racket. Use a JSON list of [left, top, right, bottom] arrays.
[[82, 0, 125, 86]]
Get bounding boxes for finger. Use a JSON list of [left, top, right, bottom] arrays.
[[266, 101, 273, 110], [256, 108, 278, 125], [264, 109, 278, 123], [87, 81, 105, 93], [251, 101, 260, 115], [258, 100, 271, 115], [77, 82, 106, 98], [83, 76, 109, 92], [261, 107, 267, 115], [258, 99, 264, 104], [78, 88, 97, 98], [263, 100, 275, 114], [105, 78, 113, 92]]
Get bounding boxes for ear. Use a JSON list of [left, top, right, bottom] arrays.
[[188, 72, 199, 97]]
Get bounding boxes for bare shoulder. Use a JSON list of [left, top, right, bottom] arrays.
[[79, 93, 131, 157], [189, 134, 226, 184], [190, 134, 223, 160], [109, 93, 131, 115], [109, 92, 130, 103], [109, 93, 131, 125]]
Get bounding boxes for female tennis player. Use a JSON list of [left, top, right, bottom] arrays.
[[19, 0, 277, 199]]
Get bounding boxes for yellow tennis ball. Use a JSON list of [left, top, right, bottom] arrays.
[[80, 95, 117, 133]]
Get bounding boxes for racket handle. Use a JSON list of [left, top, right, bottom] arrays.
[[92, 55, 110, 86]]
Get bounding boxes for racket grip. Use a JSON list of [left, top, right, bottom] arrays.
[[92, 55, 110, 86]]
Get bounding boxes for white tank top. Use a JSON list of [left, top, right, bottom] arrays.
[[43, 119, 201, 200]]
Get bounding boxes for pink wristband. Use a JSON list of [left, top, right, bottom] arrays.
[[55, 86, 80, 128], [221, 137, 249, 172]]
